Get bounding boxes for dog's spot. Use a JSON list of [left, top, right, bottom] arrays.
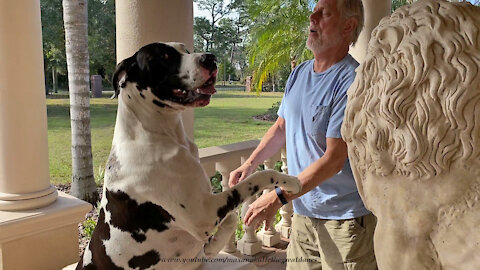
[[216, 189, 242, 220], [251, 185, 259, 196], [180, 204, 186, 209], [106, 151, 121, 179], [127, 94, 131, 99], [83, 263, 97, 270], [270, 178, 274, 184], [152, 100, 165, 108], [283, 181, 286, 184], [77, 209, 123, 270], [131, 232, 147, 243], [128, 250, 160, 270], [205, 231, 209, 236], [139, 92, 145, 99], [175, 252, 181, 257], [105, 190, 175, 243]]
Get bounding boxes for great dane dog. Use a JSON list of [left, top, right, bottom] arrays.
[[75, 42, 301, 270]]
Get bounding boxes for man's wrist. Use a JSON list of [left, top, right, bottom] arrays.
[[275, 187, 288, 205]]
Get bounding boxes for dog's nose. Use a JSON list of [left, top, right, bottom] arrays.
[[199, 54, 217, 72]]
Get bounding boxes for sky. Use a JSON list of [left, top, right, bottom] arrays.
[[193, 3, 209, 18], [193, 1, 238, 19]]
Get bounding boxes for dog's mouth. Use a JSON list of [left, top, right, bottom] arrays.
[[171, 70, 217, 107]]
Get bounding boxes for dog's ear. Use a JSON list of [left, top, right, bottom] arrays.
[[111, 58, 132, 99], [135, 45, 170, 85]]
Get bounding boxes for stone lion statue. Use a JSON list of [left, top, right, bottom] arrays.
[[341, 0, 480, 269]]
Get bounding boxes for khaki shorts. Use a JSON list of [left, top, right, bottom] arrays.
[[286, 213, 377, 270]]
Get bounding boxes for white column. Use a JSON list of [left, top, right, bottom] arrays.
[[115, 0, 195, 139], [0, 1, 91, 269], [0, 0, 58, 211], [275, 147, 294, 238], [237, 157, 263, 255], [257, 153, 282, 247], [216, 159, 241, 253], [349, 0, 391, 63]]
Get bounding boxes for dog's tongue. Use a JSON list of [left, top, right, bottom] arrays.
[[192, 95, 211, 107]]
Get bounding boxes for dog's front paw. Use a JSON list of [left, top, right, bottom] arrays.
[[267, 170, 301, 194]]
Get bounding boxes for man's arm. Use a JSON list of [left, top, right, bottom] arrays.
[[243, 137, 348, 227], [228, 116, 287, 188]]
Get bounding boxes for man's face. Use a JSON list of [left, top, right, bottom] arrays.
[[307, 0, 345, 53]]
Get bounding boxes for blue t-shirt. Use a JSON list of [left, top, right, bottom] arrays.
[[277, 54, 370, 219]]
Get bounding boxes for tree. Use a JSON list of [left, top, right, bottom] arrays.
[[246, 0, 315, 91], [392, 0, 409, 12], [63, 0, 99, 204], [41, 0, 116, 92], [41, 0, 67, 93], [88, 0, 116, 84], [194, 0, 248, 81], [194, 0, 231, 53]]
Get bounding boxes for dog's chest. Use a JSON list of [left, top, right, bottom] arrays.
[[86, 189, 204, 269]]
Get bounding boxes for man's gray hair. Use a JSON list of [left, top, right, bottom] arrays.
[[337, 0, 364, 45]]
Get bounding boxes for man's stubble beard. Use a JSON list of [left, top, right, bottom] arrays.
[[306, 30, 343, 54]]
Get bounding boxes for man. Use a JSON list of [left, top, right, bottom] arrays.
[[229, 0, 376, 269]]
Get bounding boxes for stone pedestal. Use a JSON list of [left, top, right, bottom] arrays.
[[236, 239, 263, 256], [1, 192, 91, 270], [216, 160, 241, 253], [237, 196, 262, 256], [257, 230, 281, 247]]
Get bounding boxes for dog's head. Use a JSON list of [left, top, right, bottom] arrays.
[[112, 42, 217, 108]]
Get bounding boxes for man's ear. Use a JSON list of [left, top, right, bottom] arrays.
[[343, 17, 358, 37]]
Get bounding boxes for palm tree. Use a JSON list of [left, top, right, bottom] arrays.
[[63, 0, 98, 204], [246, 0, 315, 91]]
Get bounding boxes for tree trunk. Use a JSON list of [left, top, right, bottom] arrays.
[[63, 0, 98, 204], [52, 66, 57, 93]]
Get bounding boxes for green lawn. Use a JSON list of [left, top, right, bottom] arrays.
[[47, 90, 282, 185]]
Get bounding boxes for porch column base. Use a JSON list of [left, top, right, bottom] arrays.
[[275, 224, 292, 239], [0, 185, 58, 211], [237, 239, 262, 256], [257, 231, 281, 247], [0, 191, 91, 270]]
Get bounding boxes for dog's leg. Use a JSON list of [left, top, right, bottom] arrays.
[[211, 170, 300, 223], [203, 212, 237, 257], [176, 170, 299, 244]]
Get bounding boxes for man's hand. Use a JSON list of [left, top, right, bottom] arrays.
[[244, 190, 282, 229], [228, 162, 256, 188]]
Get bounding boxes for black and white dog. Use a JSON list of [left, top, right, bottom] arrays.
[[75, 42, 300, 270]]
